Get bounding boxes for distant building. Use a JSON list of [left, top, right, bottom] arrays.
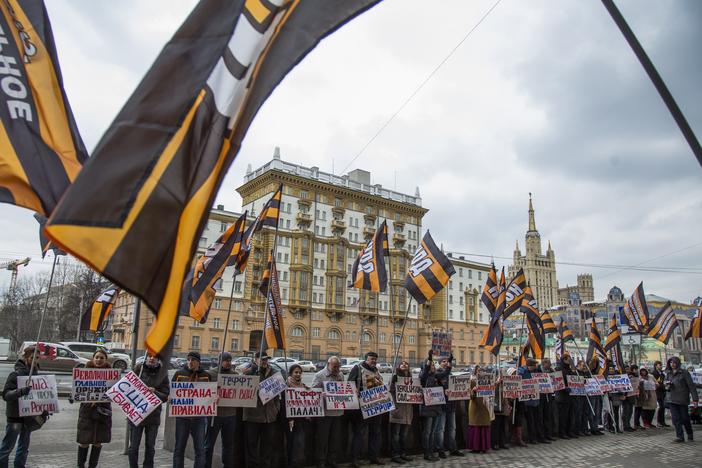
[[558, 274, 594, 305]]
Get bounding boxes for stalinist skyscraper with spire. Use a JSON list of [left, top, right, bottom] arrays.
[[509, 194, 558, 309]]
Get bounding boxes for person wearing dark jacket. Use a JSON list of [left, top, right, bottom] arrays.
[[284, 364, 309, 468], [348, 351, 384, 467], [205, 352, 237, 468], [418, 351, 441, 462], [311, 356, 343, 468], [388, 360, 413, 464], [538, 359, 557, 441], [243, 352, 281, 468], [129, 353, 169, 468], [172, 351, 212, 468], [665, 356, 699, 442], [519, 359, 548, 444], [76, 349, 113, 468], [622, 365, 636, 432], [651, 361, 669, 427], [0, 346, 36, 468], [434, 354, 462, 457], [555, 353, 576, 439]]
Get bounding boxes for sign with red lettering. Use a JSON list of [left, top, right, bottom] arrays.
[[594, 375, 612, 392], [446, 374, 471, 401], [323, 381, 359, 410], [502, 375, 522, 399], [567, 376, 586, 396], [258, 372, 287, 405], [519, 378, 539, 401], [217, 374, 259, 407], [106, 371, 162, 426], [531, 373, 554, 394], [285, 388, 325, 418], [168, 381, 218, 417], [549, 374, 566, 392], [72, 368, 120, 402], [17, 375, 59, 416], [422, 387, 446, 406], [396, 377, 424, 404]]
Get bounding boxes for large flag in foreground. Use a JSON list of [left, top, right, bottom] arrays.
[[350, 220, 389, 292], [404, 231, 455, 304], [646, 301, 678, 345], [502, 268, 527, 319], [0, 0, 87, 215], [187, 212, 246, 323], [44, 0, 381, 355], [622, 282, 649, 333], [686, 305, 702, 340], [81, 285, 120, 333]]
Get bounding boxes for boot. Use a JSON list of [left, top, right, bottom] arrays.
[[88, 445, 102, 468], [77, 446, 89, 468], [512, 427, 527, 447], [423, 452, 438, 462]]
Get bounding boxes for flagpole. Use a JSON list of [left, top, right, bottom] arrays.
[[219, 271, 239, 369], [569, 339, 597, 417], [392, 299, 413, 370], [28, 253, 59, 379]]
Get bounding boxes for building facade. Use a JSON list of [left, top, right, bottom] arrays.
[[557, 274, 595, 306]]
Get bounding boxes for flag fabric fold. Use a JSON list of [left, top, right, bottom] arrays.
[[604, 315, 625, 373], [586, 320, 606, 374], [502, 268, 527, 319], [234, 184, 282, 273], [540, 310, 557, 334], [480, 263, 498, 315], [262, 252, 285, 351], [622, 282, 649, 333], [521, 286, 544, 359], [0, 0, 87, 215], [686, 305, 701, 340], [403, 231, 455, 304], [350, 220, 389, 292], [44, 0, 381, 355], [646, 301, 678, 345], [81, 285, 120, 333], [480, 267, 506, 356]]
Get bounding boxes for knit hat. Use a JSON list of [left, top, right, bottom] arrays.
[[186, 351, 201, 362]]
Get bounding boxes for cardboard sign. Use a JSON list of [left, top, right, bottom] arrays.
[[359, 384, 395, 419], [595, 375, 612, 393], [502, 375, 522, 399], [323, 381, 359, 410], [431, 331, 451, 358], [218, 374, 259, 407], [607, 374, 632, 392], [627, 377, 640, 397], [567, 376, 586, 396], [423, 386, 446, 406], [168, 381, 218, 417], [532, 372, 553, 394], [550, 374, 566, 392], [642, 379, 656, 391], [285, 388, 325, 418], [258, 372, 287, 405], [447, 374, 471, 401], [17, 375, 59, 416], [106, 371, 162, 425], [72, 368, 120, 402], [395, 377, 423, 404], [585, 378, 604, 396], [476, 373, 495, 397], [692, 372, 702, 385], [519, 378, 539, 401]]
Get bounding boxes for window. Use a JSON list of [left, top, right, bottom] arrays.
[[231, 338, 239, 351], [393, 334, 401, 344], [379, 332, 386, 343], [449, 280, 453, 289], [213, 298, 222, 309], [213, 318, 221, 329], [327, 329, 341, 340], [174, 334, 180, 347], [211, 337, 219, 350], [313, 292, 318, 303], [291, 326, 304, 337], [232, 320, 240, 330], [214, 278, 223, 290], [192, 320, 202, 328], [408, 336, 415, 344], [286, 219, 290, 229], [345, 331, 351, 340], [480, 351, 485, 364], [191, 336, 200, 349], [478, 272, 482, 280], [468, 270, 472, 279], [362, 332, 372, 343], [459, 269, 463, 277], [312, 327, 320, 338]]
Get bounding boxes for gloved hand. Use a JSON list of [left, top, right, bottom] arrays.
[[18, 386, 31, 397], [448, 353, 454, 363]]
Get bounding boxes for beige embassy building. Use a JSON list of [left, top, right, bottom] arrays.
[[111, 149, 491, 366]]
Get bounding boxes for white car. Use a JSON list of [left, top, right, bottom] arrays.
[[296, 361, 316, 372], [341, 359, 362, 374], [269, 357, 299, 368], [61, 342, 132, 371]]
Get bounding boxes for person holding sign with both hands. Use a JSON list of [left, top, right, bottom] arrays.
[[76, 349, 113, 468]]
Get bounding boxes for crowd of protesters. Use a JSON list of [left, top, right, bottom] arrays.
[[0, 346, 700, 468]]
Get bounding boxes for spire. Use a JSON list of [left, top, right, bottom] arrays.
[[528, 192, 537, 232]]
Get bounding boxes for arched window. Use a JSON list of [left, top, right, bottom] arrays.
[[393, 334, 402, 344], [327, 329, 341, 340], [362, 332, 372, 343], [291, 326, 304, 337]]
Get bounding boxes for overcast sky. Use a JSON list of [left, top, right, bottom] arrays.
[[1, 0, 700, 304]]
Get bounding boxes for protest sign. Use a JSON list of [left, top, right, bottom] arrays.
[[218, 374, 259, 407], [285, 388, 325, 418], [423, 386, 446, 406], [642, 379, 656, 391], [106, 371, 162, 425], [502, 375, 522, 399], [607, 374, 632, 392], [258, 372, 287, 405], [431, 331, 451, 358], [595, 375, 612, 393], [395, 377, 423, 404], [627, 376, 640, 397], [17, 375, 59, 416], [359, 384, 395, 419], [692, 372, 702, 385], [567, 376, 586, 396], [531, 372, 553, 393], [72, 368, 120, 402], [323, 381, 359, 410], [519, 378, 539, 401], [476, 373, 495, 397], [168, 381, 218, 417], [585, 378, 604, 396], [550, 374, 566, 392], [447, 374, 471, 401]]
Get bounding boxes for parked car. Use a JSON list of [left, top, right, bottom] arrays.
[[61, 342, 132, 371], [269, 357, 299, 368], [296, 361, 316, 372], [341, 359, 362, 374], [234, 357, 288, 378], [377, 362, 393, 373], [19, 341, 88, 373]]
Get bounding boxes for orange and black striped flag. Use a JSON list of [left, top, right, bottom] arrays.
[[622, 282, 649, 333], [521, 287, 544, 359], [80, 285, 120, 333], [518, 340, 533, 367], [502, 268, 527, 319], [350, 220, 389, 292], [540, 310, 557, 334], [480, 263, 498, 316], [262, 252, 285, 351], [234, 184, 282, 274], [604, 315, 625, 373], [685, 305, 701, 340], [186, 211, 247, 324], [44, 1, 381, 356], [258, 250, 274, 297], [403, 231, 455, 304], [586, 320, 606, 374], [0, 0, 87, 216], [646, 301, 678, 345], [480, 267, 506, 356], [559, 318, 575, 343]]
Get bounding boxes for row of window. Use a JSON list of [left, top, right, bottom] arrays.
[[175, 335, 239, 352], [289, 326, 414, 344]]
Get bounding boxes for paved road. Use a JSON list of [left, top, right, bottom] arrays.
[[0, 397, 698, 468]]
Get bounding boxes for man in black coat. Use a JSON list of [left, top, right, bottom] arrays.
[[348, 352, 384, 467], [651, 361, 669, 427], [0, 346, 36, 467]]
